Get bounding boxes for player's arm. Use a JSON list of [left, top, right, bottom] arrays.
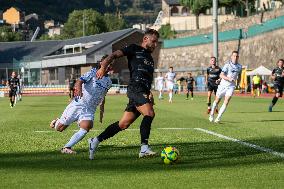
[[74, 79, 84, 97], [149, 91, 155, 105], [96, 50, 124, 79], [271, 70, 276, 80], [99, 97, 105, 123], [220, 72, 234, 82]]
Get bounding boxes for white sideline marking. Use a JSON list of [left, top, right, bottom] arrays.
[[194, 128, 284, 159]]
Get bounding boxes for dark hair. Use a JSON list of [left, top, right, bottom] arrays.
[[278, 59, 284, 63], [144, 29, 160, 38], [232, 50, 239, 55], [169, 66, 173, 69], [210, 56, 216, 59], [101, 54, 108, 61]]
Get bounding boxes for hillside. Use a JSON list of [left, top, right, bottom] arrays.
[[0, 0, 161, 26]]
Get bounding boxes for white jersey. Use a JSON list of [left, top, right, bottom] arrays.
[[58, 68, 112, 126], [79, 68, 112, 108], [219, 61, 242, 87], [165, 72, 176, 83], [156, 76, 164, 86]]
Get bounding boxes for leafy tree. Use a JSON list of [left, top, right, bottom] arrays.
[[158, 23, 176, 39], [104, 14, 126, 31], [180, 0, 211, 29], [62, 9, 107, 39], [0, 26, 23, 42]]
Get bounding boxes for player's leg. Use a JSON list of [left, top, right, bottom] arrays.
[[136, 102, 156, 157], [62, 120, 92, 154], [186, 87, 189, 100], [169, 89, 173, 103], [215, 95, 232, 123], [207, 90, 213, 114], [269, 85, 282, 112], [88, 111, 139, 159], [209, 86, 224, 122], [190, 88, 194, 100]]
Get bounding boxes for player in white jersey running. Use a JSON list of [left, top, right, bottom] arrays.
[[165, 67, 176, 103], [209, 51, 242, 123], [155, 72, 164, 100], [49, 56, 112, 154]]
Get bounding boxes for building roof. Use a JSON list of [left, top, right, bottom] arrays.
[[0, 28, 142, 64], [164, 0, 180, 6]]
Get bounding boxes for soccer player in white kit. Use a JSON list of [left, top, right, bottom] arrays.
[[49, 57, 112, 154], [209, 51, 242, 123], [165, 67, 176, 103], [156, 72, 164, 100]]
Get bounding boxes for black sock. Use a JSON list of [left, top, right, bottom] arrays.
[[97, 121, 121, 142], [191, 92, 193, 98], [272, 96, 278, 106], [10, 99, 12, 104], [186, 93, 189, 98], [11, 101, 14, 106], [207, 102, 211, 107], [140, 116, 154, 145]]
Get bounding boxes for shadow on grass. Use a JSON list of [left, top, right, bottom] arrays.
[[0, 137, 283, 172]]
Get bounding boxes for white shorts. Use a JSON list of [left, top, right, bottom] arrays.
[[58, 100, 95, 127], [216, 85, 235, 98], [157, 84, 163, 91], [166, 81, 174, 90]]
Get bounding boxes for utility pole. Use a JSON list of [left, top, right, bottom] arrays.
[[83, 12, 85, 36], [213, 0, 219, 64]]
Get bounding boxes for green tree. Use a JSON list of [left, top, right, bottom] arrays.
[[180, 0, 211, 29], [158, 23, 176, 39], [0, 26, 23, 42], [104, 14, 127, 31], [62, 9, 107, 39]]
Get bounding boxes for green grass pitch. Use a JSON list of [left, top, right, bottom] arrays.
[[0, 94, 283, 188]]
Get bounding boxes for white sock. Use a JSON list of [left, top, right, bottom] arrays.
[[64, 128, 88, 148], [141, 144, 149, 152], [169, 92, 173, 100], [210, 101, 217, 116], [217, 104, 227, 119], [159, 91, 162, 99]]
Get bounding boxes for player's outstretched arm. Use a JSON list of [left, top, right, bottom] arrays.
[[99, 97, 105, 123], [74, 80, 83, 98], [220, 72, 234, 82], [96, 50, 124, 79]]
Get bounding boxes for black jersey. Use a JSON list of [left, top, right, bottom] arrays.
[[8, 77, 19, 90], [69, 79, 76, 89], [207, 66, 221, 83], [186, 77, 195, 87], [121, 44, 154, 90], [272, 67, 284, 85]]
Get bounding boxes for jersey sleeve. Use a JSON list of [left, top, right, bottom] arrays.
[[221, 63, 229, 74], [272, 68, 276, 75], [206, 68, 209, 75], [80, 68, 96, 83], [121, 44, 135, 56]]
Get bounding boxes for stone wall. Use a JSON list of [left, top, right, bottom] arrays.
[[176, 7, 284, 38], [157, 28, 284, 78]]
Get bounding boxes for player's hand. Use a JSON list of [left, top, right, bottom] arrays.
[[99, 110, 104, 123], [149, 92, 155, 105], [74, 85, 83, 98], [96, 67, 106, 79]]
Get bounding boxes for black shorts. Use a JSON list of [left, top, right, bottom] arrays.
[[9, 89, 17, 97], [207, 82, 218, 93], [125, 83, 150, 114], [274, 83, 283, 97], [253, 84, 261, 90], [187, 86, 193, 91]]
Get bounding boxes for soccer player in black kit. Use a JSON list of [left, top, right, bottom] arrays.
[[186, 73, 195, 100], [68, 74, 76, 100], [7, 71, 20, 108], [206, 57, 222, 114], [88, 29, 159, 159], [268, 59, 284, 112]]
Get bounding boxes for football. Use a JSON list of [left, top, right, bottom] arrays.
[[161, 146, 179, 164]]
